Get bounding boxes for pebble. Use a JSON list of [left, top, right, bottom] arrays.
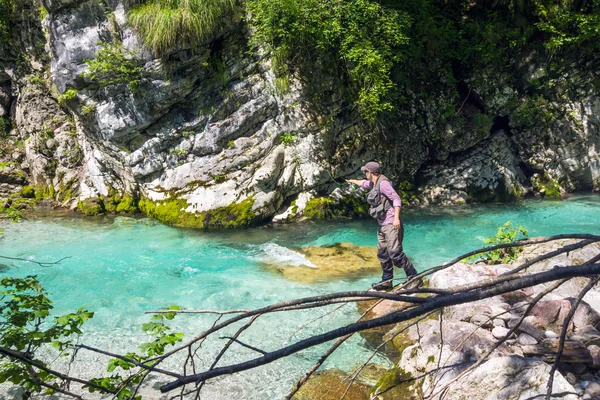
[[517, 333, 537, 345], [566, 372, 577, 385], [492, 326, 510, 339], [582, 394, 591, 399], [545, 330, 559, 338], [581, 381, 591, 389], [586, 382, 600, 398], [493, 319, 505, 327]]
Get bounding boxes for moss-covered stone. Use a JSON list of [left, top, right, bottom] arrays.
[[303, 194, 368, 220], [370, 366, 421, 399], [34, 184, 55, 200], [139, 196, 259, 228], [292, 368, 383, 400], [20, 186, 35, 198], [102, 194, 138, 214], [78, 197, 105, 216], [531, 173, 562, 199]]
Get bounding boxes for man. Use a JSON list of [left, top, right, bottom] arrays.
[[347, 161, 420, 291]]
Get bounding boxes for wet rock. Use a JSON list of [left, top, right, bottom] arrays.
[[292, 366, 386, 400]]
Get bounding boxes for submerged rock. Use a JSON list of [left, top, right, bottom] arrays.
[[292, 365, 387, 400], [260, 242, 380, 283]]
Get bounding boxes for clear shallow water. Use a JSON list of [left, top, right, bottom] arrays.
[[2, 194, 600, 398]]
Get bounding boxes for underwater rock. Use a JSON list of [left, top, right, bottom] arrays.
[[260, 242, 380, 283], [292, 365, 387, 400]]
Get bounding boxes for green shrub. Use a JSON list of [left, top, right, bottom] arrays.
[[471, 221, 529, 264], [279, 132, 297, 146], [57, 89, 78, 105], [21, 185, 35, 198], [83, 42, 143, 90], [128, 0, 237, 56]]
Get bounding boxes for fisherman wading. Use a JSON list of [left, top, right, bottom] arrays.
[[347, 162, 421, 291]]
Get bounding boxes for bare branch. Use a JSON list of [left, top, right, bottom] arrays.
[[0, 345, 115, 394], [546, 277, 600, 399], [219, 336, 267, 355], [0, 255, 71, 268], [160, 262, 600, 392]]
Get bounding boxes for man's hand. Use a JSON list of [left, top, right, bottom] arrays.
[[393, 217, 400, 230], [346, 179, 362, 186]]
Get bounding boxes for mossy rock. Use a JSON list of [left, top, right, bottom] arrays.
[[103, 194, 138, 214], [292, 366, 387, 400], [34, 184, 56, 200], [303, 194, 368, 220], [20, 186, 35, 198], [78, 197, 105, 216], [531, 173, 563, 199], [370, 366, 421, 399], [139, 196, 259, 228]]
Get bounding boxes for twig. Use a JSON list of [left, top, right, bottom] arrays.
[[545, 277, 600, 399], [145, 309, 251, 315], [0, 345, 114, 394], [75, 344, 181, 378], [219, 336, 267, 355], [0, 255, 71, 268]]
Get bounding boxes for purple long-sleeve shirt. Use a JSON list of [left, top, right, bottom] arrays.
[[360, 178, 402, 226]]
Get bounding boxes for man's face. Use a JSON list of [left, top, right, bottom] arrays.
[[365, 170, 371, 179]]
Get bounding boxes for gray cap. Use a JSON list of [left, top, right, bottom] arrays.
[[360, 162, 380, 174]]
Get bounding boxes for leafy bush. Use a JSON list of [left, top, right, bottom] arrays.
[[247, 0, 410, 121], [474, 221, 529, 264], [0, 276, 94, 396], [83, 42, 143, 90], [128, 0, 237, 56], [57, 89, 78, 105], [279, 132, 297, 146]]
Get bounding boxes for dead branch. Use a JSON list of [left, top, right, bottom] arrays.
[[546, 277, 600, 399], [160, 262, 600, 392], [0, 255, 71, 268]]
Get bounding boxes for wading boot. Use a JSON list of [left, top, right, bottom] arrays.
[[371, 280, 393, 291]]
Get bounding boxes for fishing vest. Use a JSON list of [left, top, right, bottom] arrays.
[[366, 177, 392, 219]]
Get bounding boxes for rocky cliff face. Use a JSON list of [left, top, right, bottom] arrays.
[[0, 0, 598, 227]]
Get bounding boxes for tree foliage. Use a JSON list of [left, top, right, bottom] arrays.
[[247, 0, 411, 121], [83, 42, 144, 90], [0, 276, 93, 396]]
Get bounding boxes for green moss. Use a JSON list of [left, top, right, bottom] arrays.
[[78, 198, 105, 216], [34, 185, 55, 200], [116, 196, 138, 213], [531, 173, 562, 199], [370, 366, 418, 400], [303, 195, 368, 220], [20, 186, 35, 198], [139, 196, 259, 229]]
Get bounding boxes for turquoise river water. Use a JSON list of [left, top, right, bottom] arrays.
[[2, 194, 600, 399]]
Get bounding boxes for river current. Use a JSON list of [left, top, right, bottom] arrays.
[[2, 194, 600, 399]]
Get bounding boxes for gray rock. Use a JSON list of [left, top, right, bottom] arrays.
[[586, 382, 600, 398], [517, 333, 538, 345]]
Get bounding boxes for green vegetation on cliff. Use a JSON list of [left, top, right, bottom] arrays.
[[128, 0, 237, 56]]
